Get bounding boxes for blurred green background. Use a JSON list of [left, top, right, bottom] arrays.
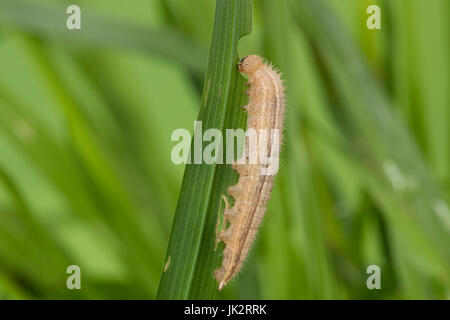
[[0, 0, 449, 299]]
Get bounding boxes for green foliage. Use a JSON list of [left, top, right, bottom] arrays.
[[157, 0, 251, 299], [0, 0, 448, 299]]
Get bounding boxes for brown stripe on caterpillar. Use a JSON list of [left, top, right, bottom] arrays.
[[214, 55, 286, 290]]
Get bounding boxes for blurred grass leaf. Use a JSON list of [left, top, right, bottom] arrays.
[[293, 0, 450, 295]]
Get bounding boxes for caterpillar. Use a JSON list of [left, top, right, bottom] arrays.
[[215, 55, 286, 290]]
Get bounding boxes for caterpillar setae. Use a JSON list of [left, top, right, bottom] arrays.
[[215, 55, 286, 290]]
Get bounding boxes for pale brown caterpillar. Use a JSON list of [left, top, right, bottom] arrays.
[[215, 55, 286, 290]]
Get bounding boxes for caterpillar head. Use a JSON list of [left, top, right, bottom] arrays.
[[238, 55, 263, 75]]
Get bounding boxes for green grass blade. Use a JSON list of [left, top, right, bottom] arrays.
[[293, 0, 450, 296], [0, 0, 206, 72], [157, 0, 252, 299]]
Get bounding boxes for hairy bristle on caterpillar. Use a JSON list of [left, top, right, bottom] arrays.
[[215, 55, 286, 290]]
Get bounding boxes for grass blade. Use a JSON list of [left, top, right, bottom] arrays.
[[157, 0, 252, 299], [293, 0, 450, 297], [0, 0, 206, 73]]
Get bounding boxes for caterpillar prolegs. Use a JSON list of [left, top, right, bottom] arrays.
[[215, 55, 286, 290]]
